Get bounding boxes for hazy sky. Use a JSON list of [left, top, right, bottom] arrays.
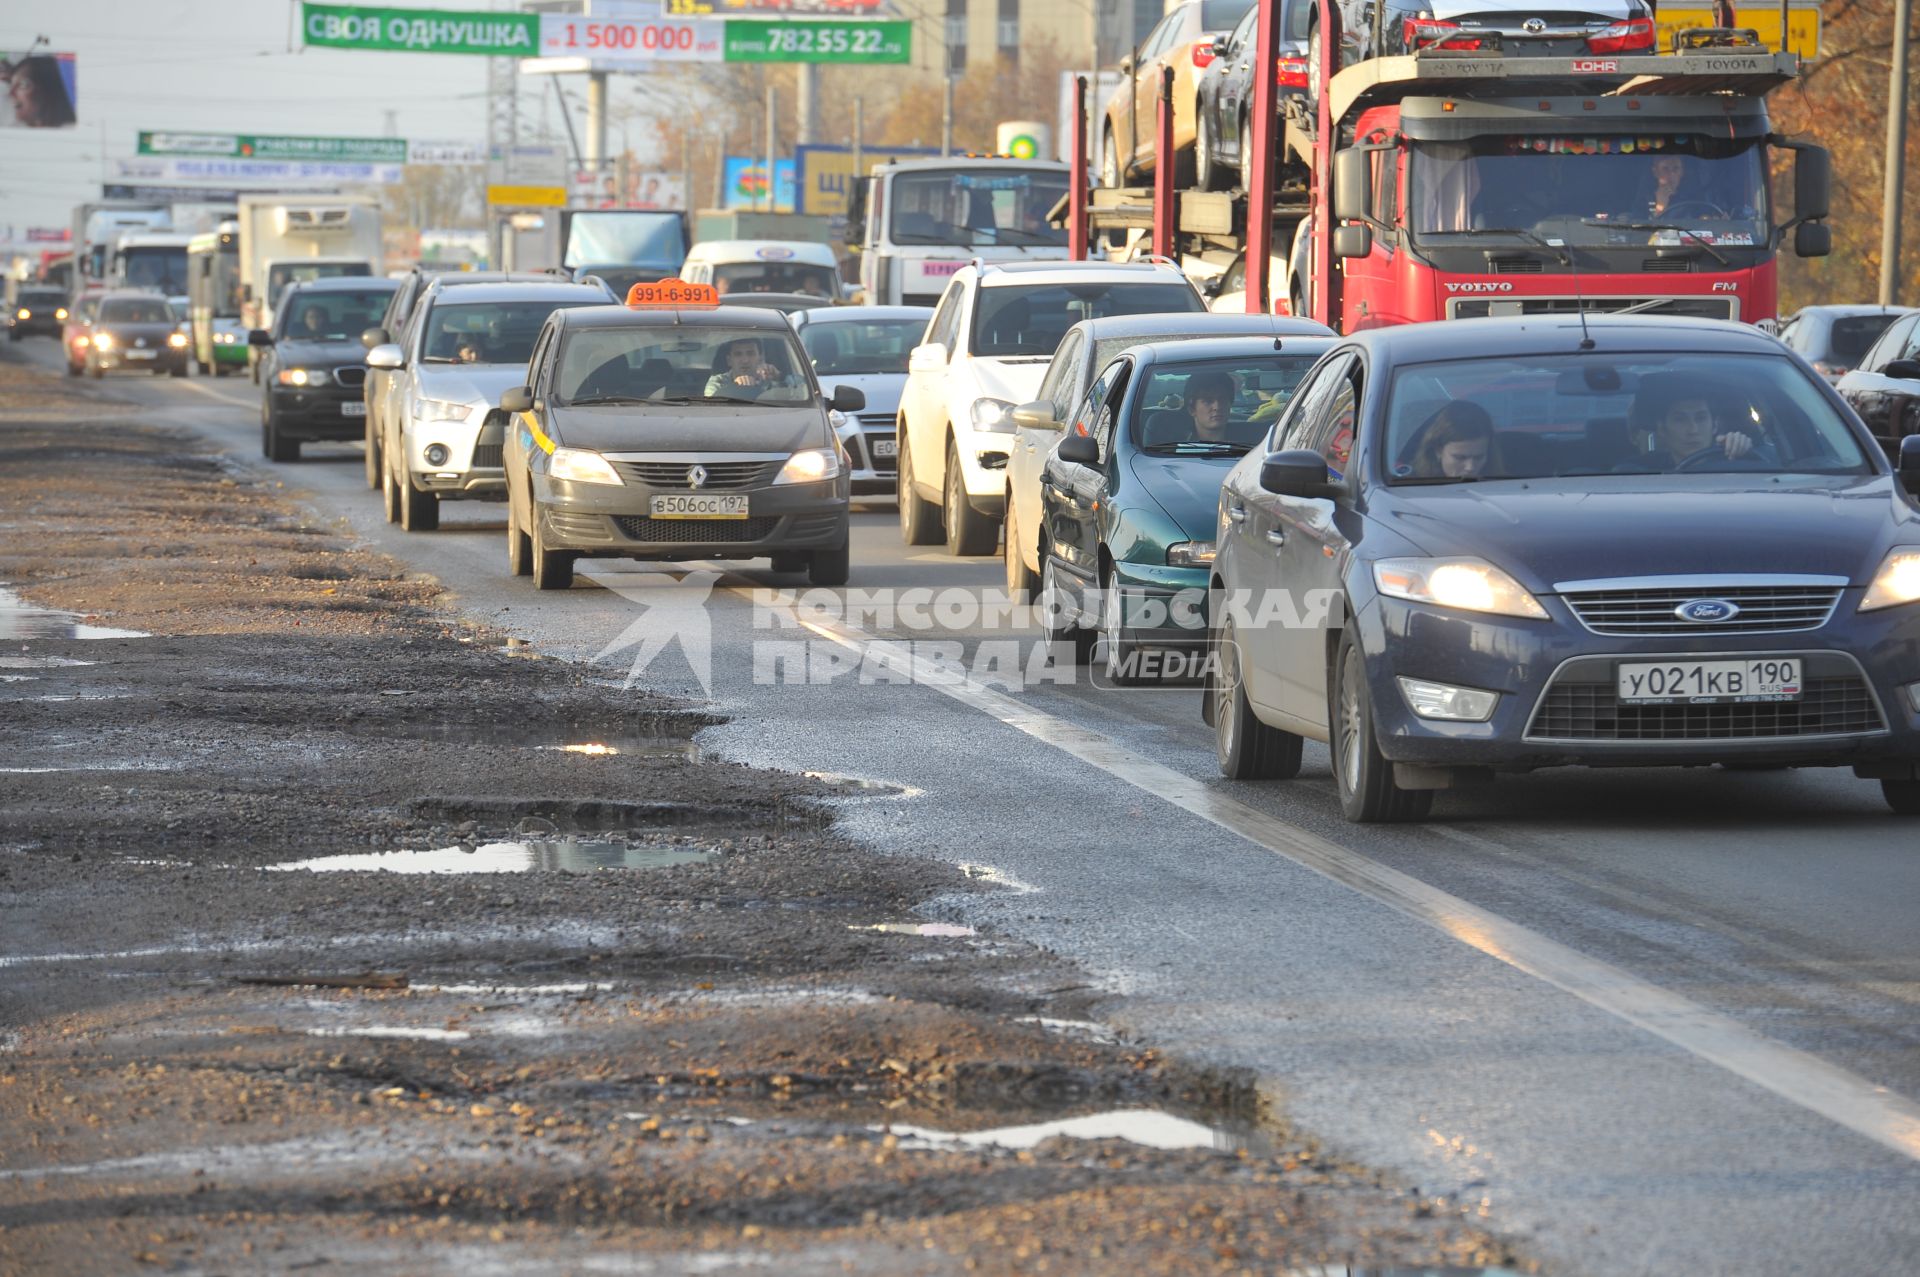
[[1, 0, 662, 234]]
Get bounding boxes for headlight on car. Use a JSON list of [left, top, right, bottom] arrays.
[[15, 309, 28, 320], [55, 307, 68, 321], [774, 446, 842, 485], [214, 331, 235, 345], [276, 367, 330, 387], [167, 332, 188, 348], [91, 332, 113, 351], [412, 398, 472, 423], [970, 397, 1017, 434], [1373, 557, 1549, 620], [1167, 541, 1216, 567], [548, 447, 623, 486], [1859, 548, 1920, 612]]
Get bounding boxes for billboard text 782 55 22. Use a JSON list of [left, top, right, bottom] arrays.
[[1, 52, 77, 128]]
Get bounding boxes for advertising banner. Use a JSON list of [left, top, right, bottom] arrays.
[[487, 183, 569, 208], [723, 20, 909, 63], [112, 156, 405, 186], [660, 0, 886, 12], [723, 157, 796, 213], [407, 138, 485, 165], [1, 51, 77, 128], [795, 143, 939, 218], [534, 14, 721, 65], [139, 131, 408, 163], [522, 14, 907, 69], [301, 3, 539, 55]]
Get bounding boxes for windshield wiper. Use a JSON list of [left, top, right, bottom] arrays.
[[990, 227, 1058, 246], [1141, 441, 1248, 455], [567, 395, 654, 406], [1421, 226, 1567, 259], [420, 356, 465, 364], [1579, 219, 1731, 267], [1392, 475, 1488, 485]]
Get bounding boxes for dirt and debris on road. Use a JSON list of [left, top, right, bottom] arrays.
[[0, 354, 1531, 1274]]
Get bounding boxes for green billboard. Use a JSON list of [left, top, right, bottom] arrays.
[[301, 3, 538, 55], [138, 131, 408, 163], [723, 19, 910, 64]]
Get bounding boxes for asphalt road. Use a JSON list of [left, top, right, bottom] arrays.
[[14, 339, 1920, 1275]]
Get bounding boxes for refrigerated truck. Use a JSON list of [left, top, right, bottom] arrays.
[[235, 194, 381, 377]]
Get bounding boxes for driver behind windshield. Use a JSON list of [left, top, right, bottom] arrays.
[[705, 336, 793, 399], [1623, 374, 1764, 470]]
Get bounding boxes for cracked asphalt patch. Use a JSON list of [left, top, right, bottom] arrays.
[[0, 355, 1528, 1274]]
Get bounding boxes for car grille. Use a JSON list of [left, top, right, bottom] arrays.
[[612, 460, 780, 490], [333, 366, 366, 389], [1561, 583, 1843, 635], [1447, 297, 1736, 321], [614, 515, 780, 543], [471, 444, 503, 468], [1525, 653, 1887, 742]]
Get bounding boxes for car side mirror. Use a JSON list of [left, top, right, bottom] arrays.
[[1120, 54, 1135, 75], [1794, 221, 1831, 258], [908, 342, 947, 373], [1012, 400, 1064, 432], [365, 343, 405, 370], [499, 385, 534, 413], [1211, 32, 1231, 56], [829, 384, 866, 412], [247, 329, 273, 347], [1259, 448, 1332, 496], [1055, 434, 1099, 466], [1333, 224, 1373, 259], [361, 326, 392, 350], [1896, 434, 1920, 487], [1882, 359, 1920, 382]]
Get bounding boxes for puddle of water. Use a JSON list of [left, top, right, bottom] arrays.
[[0, 674, 35, 682], [804, 771, 923, 798], [298, 1026, 471, 1042], [0, 587, 147, 640], [849, 922, 977, 938], [880, 1109, 1227, 1153], [960, 863, 1039, 894], [420, 982, 616, 996], [379, 719, 700, 760], [268, 839, 717, 875], [0, 656, 96, 669], [1016, 1016, 1119, 1044]]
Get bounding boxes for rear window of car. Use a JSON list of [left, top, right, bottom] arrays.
[[1827, 315, 1904, 366], [971, 281, 1203, 358], [1201, 0, 1257, 31]]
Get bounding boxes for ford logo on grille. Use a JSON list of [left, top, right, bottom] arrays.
[[1675, 598, 1741, 623], [685, 464, 708, 489], [1523, 17, 1548, 32]]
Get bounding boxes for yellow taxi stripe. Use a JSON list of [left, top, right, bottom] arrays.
[[521, 410, 555, 456]]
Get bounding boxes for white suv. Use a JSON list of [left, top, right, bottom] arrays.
[[897, 260, 1204, 555]]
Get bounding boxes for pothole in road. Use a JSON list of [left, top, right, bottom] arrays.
[[0, 656, 96, 668], [0, 586, 148, 640], [379, 719, 703, 761], [266, 839, 718, 875], [849, 922, 977, 937], [880, 1108, 1241, 1153]]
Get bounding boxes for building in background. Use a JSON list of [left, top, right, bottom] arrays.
[[896, 0, 1160, 77]]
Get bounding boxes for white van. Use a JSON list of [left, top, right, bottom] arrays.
[[679, 240, 840, 301]]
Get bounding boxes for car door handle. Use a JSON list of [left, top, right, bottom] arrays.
[[1265, 529, 1286, 547], [1227, 504, 1247, 524]]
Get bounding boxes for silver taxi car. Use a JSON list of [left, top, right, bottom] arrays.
[[500, 283, 863, 591]]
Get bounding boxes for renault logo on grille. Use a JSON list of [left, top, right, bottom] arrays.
[[1676, 598, 1741, 623], [1522, 17, 1547, 31], [685, 465, 708, 489]]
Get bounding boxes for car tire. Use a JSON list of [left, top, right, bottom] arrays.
[[1213, 614, 1304, 780], [382, 455, 402, 524], [943, 441, 999, 557], [1330, 630, 1432, 823], [808, 541, 851, 587], [196, 357, 210, 375], [531, 512, 574, 591], [1004, 500, 1039, 604], [896, 427, 943, 546], [1040, 548, 1095, 664], [263, 408, 299, 463], [364, 416, 382, 490], [1883, 779, 1920, 815], [1098, 566, 1148, 685], [507, 498, 532, 577], [399, 474, 439, 532], [66, 359, 80, 378], [89, 360, 102, 379], [1195, 109, 1221, 192], [169, 361, 185, 378], [1101, 129, 1124, 188]]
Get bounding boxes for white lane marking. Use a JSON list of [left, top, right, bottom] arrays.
[[769, 597, 1920, 1164], [171, 377, 259, 410]]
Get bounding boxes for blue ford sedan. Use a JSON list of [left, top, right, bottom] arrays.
[[1207, 315, 1920, 822]]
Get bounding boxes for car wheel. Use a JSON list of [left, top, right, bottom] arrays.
[[1004, 500, 1039, 604], [1098, 566, 1148, 685], [1329, 630, 1432, 823], [1305, 15, 1330, 123], [66, 358, 80, 378], [530, 511, 575, 591], [1883, 779, 1920, 815], [1101, 130, 1124, 188], [1195, 110, 1221, 192], [896, 427, 943, 546], [89, 359, 102, 379], [196, 357, 210, 375], [507, 497, 532, 577], [399, 473, 439, 532], [1040, 548, 1095, 664], [169, 361, 185, 378], [263, 404, 300, 463], [364, 416, 382, 489], [382, 454, 402, 524], [943, 441, 998, 557], [1213, 613, 1304, 780], [808, 541, 851, 587]]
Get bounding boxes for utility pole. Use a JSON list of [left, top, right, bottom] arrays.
[[941, 74, 954, 156], [796, 63, 820, 145], [1882, 0, 1912, 305], [586, 71, 609, 186], [852, 96, 864, 180], [765, 84, 778, 212]]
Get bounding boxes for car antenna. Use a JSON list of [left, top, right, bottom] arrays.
[[1554, 235, 1596, 351]]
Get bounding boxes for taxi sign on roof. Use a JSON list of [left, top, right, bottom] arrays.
[[626, 280, 719, 308], [754, 245, 796, 260]]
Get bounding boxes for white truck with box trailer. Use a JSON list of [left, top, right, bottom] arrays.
[[235, 194, 382, 380]]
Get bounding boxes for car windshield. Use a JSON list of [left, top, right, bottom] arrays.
[[1824, 315, 1905, 365], [420, 300, 588, 365], [888, 168, 1070, 247], [119, 247, 187, 294], [19, 289, 62, 308], [799, 318, 927, 375], [267, 262, 371, 310], [713, 262, 838, 298], [278, 290, 395, 341], [1384, 353, 1874, 484], [1411, 136, 1769, 250], [555, 325, 813, 406], [98, 297, 171, 324], [561, 211, 687, 270], [971, 282, 1203, 358], [1131, 355, 1317, 453]]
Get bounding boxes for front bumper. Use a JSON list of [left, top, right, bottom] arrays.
[[94, 347, 187, 373], [8, 318, 60, 338], [403, 412, 507, 499], [269, 386, 366, 441], [950, 423, 1012, 514], [534, 476, 850, 561], [1351, 593, 1920, 771], [837, 418, 899, 496], [1108, 561, 1212, 647]]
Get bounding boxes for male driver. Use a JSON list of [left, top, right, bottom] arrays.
[[297, 304, 331, 338], [1625, 374, 1759, 469], [704, 336, 789, 398]]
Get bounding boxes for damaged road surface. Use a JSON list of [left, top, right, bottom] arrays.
[[0, 361, 1520, 1270]]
